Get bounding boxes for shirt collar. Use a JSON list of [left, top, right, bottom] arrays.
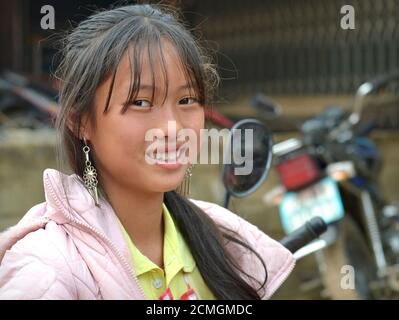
[[119, 203, 196, 281]]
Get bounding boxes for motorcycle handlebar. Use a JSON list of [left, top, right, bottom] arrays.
[[351, 69, 399, 125], [356, 69, 399, 97], [279, 217, 327, 254]]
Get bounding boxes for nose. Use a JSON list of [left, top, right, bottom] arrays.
[[156, 101, 184, 143]]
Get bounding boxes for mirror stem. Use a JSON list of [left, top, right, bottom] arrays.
[[223, 191, 231, 209]]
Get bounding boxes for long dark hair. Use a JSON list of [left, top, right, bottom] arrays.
[[55, 3, 267, 299]]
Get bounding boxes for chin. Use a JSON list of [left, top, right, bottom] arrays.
[[153, 186, 180, 194], [162, 182, 182, 193], [147, 178, 182, 193], [143, 164, 188, 192]]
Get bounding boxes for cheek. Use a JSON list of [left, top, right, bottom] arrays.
[[188, 107, 204, 130], [95, 117, 148, 161], [118, 121, 149, 158], [185, 109, 205, 153]]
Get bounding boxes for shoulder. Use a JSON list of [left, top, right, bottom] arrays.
[[189, 198, 251, 232], [189, 198, 278, 243], [0, 204, 95, 299], [0, 220, 78, 299], [0, 202, 73, 268], [189, 198, 295, 299]]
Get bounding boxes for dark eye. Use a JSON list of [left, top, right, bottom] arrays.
[[179, 97, 198, 105], [130, 99, 152, 108]]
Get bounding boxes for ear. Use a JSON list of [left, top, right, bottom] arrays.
[[67, 111, 91, 140]]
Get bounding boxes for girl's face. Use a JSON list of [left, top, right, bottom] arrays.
[[83, 41, 204, 194]]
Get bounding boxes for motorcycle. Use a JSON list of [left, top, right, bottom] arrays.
[[259, 72, 399, 299]]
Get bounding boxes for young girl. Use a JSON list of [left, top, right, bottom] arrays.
[[0, 4, 294, 300]]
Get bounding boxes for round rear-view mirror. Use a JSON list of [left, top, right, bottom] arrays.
[[221, 119, 273, 199]]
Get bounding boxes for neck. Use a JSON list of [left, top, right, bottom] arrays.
[[100, 174, 164, 253]]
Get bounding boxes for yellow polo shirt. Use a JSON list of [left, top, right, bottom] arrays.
[[118, 203, 216, 300]]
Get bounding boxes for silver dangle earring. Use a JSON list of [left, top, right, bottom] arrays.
[[176, 164, 194, 197], [82, 137, 99, 206]]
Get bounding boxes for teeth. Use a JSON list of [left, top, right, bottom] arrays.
[[156, 153, 164, 161], [149, 148, 184, 162]]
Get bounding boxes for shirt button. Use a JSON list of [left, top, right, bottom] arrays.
[[153, 278, 163, 289]]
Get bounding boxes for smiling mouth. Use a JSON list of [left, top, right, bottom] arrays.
[[146, 147, 186, 163]]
